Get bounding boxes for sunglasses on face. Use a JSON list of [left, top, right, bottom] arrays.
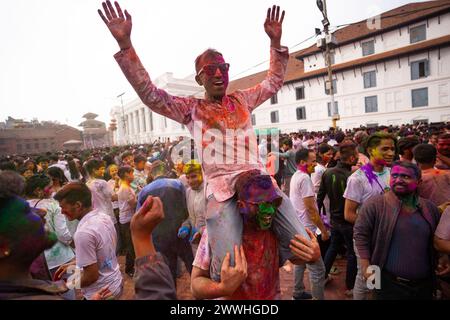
[[198, 63, 230, 77]]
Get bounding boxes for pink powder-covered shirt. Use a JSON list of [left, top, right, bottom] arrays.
[[114, 46, 289, 202]]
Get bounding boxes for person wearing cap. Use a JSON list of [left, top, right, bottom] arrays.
[[191, 172, 321, 299]]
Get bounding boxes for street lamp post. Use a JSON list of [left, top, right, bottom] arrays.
[[317, 0, 339, 129], [117, 92, 127, 145]]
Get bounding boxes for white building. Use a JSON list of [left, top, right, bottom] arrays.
[[229, 0, 450, 132], [110, 73, 203, 145], [111, 1, 450, 145]]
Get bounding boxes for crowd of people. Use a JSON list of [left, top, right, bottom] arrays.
[[1, 1, 450, 300], [1, 121, 449, 300]]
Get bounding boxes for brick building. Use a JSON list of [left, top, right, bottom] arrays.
[[0, 119, 82, 156]]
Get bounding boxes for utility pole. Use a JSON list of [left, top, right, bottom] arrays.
[[117, 92, 126, 145], [317, 0, 339, 129]]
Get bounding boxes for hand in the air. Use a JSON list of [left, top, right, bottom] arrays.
[[264, 5, 285, 49], [98, 1, 133, 50]]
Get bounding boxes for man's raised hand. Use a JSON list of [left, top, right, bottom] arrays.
[[264, 5, 285, 49], [98, 1, 133, 50]]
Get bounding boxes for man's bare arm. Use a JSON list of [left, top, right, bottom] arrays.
[[344, 199, 359, 224], [191, 246, 247, 300], [303, 196, 328, 241]]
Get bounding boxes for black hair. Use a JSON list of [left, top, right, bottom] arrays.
[[365, 132, 397, 153], [47, 166, 68, 185], [85, 159, 105, 176], [0, 161, 17, 172], [0, 170, 25, 200], [318, 143, 331, 155], [24, 174, 51, 198], [295, 149, 313, 164], [118, 165, 133, 179], [67, 159, 80, 181], [413, 144, 437, 165], [397, 136, 420, 155], [281, 139, 293, 148], [134, 155, 147, 164], [54, 182, 92, 208]]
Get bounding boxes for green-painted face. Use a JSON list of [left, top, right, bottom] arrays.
[[256, 202, 277, 230]]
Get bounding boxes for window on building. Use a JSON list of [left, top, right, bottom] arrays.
[[410, 24, 426, 43], [43, 143, 47, 149], [363, 71, 377, 88], [325, 79, 337, 95], [34, 143, 39, 149], [412, 88, 428, 107], [296, 107, 306, 120], [26, 144, 31, 150], [296, 87, 305, 100], [362, 40, 375, 56], [17, 144, 22, 151], [251, 114, 256, 126], [411, 59, 429, 80], [270, 111, 279, 123], [365, 96, 378, 113], [327, 101, 339, 117], [270, 94, 278, 105]]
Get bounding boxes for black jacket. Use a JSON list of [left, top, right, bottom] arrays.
[[317, 161, 353, 227]]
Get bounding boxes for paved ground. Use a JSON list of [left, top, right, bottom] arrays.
[[118, 256, 352, 300]]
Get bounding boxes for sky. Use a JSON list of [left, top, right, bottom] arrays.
[[0, 0, 426, 128]]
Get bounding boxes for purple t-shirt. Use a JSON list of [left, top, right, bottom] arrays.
[[384, 208, 431, 280]]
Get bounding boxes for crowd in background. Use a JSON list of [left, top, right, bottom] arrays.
[[0, 120, 450, 300]]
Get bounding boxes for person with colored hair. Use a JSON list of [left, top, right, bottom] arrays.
[[99, 1, 310, 287], [192, 172, 321, 299], [178, 160, 206, 254], [354, 161, 440, 300]]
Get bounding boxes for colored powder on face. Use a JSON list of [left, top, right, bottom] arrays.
[[256, 203, 276, 230], [371, 148, 388, 166]]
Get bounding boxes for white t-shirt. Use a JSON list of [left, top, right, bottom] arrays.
[[74, 209, 123, 300], [27, 198, 75, 270], [290, 171, 317, 231], [87, 179, 116, 224], [107, 179, 120, 210], [343, 166, 391, 205], [311, 163, 326, 194], [117, 185, 136, 225]]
